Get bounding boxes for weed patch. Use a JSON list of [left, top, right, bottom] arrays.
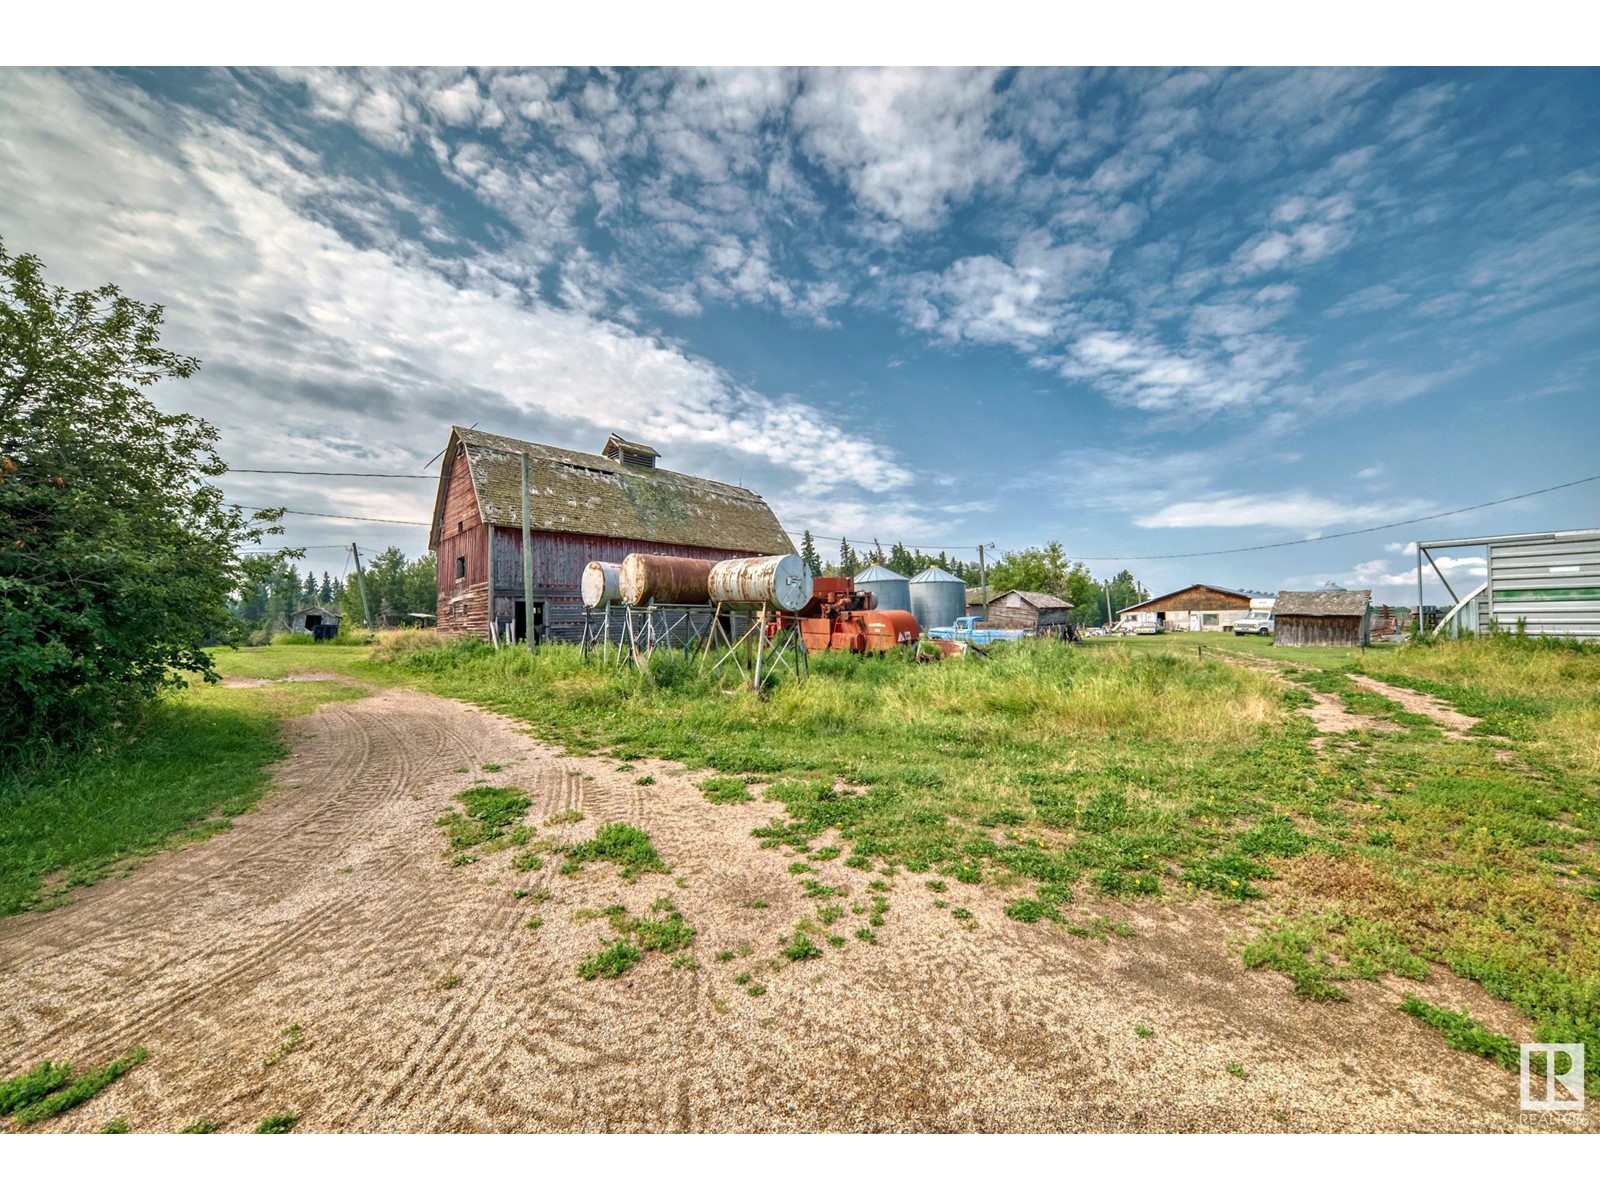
[[562, 823, 668, 880]]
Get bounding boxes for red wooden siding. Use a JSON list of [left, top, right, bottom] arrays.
[[435, 447, 490, 638]]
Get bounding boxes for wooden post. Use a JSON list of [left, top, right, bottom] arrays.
[[350, 542, 373, 629], [521, 451, 534, 648]]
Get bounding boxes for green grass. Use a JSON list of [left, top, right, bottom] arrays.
[[9, 1047, 148, 1126], [254, 1112, 299, 1134], [178, 1119, 219, 1134], [0, 678, 365, 915], [780, 930, 822, 962], [561, 823, 668, 880], [1400, 994, 1520, 1071], [437, 785, 532, 854], [577, 939, 643, 980], [97, 1118, 130, 1133], [0, 1061, 72, 1115]]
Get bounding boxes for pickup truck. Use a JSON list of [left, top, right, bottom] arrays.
[[926, 616, 1027, 645]]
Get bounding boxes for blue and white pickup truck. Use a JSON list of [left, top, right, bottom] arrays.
[[927, 616, 1027, 645]]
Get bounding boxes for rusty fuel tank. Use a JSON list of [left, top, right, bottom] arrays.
[[706, 554, 812, 612], [580, 561, 623, 609], [618, 554, 714, 607]]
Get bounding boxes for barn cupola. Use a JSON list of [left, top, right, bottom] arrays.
[[602, 434, 660, 470]]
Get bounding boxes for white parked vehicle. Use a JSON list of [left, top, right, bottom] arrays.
[[1233, 612, 1275, 637]]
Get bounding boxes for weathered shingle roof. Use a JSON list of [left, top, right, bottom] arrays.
[[434, 427, 794, 555], [1274, 589, 1372, 617], [602, 433, 659, 460], [992, 589, 1074, 610]]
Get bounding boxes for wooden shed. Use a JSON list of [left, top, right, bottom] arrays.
[[428, 427, 795, 644], [1273, 589, 1373, 647], [287, 606, 340, 636], [1118, 583, 1256, 632], [982, 589, 1074, 636]]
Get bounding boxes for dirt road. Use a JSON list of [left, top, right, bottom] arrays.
[[0, 683, 1580, 1132]]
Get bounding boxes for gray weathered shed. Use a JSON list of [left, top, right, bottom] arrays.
[[1273, 589, 1372, 647], [288, 606, 340, 635], [983, 589, 1075, 635]]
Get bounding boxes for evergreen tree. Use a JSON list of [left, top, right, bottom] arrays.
[[838, 537, 859, 576], [303, 571, 317, 605], [319, 571, 332, 605], [888, 541, 915, 576], [799, 530, 823, 577]]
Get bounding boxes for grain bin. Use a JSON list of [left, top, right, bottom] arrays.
[[908, 566, 966, 632], [854, 563, 911, 614], [618, 554, 714, 606], [707, 554, 812, 612], [580, 561, 622, 609]]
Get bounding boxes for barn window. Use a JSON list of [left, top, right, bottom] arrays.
[[457, 520, 464, 534], [1203, 613, 1219, 626], [455, 555, 466, 580]]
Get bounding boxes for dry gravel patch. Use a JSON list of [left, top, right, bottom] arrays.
[[0, 683, 1583, 1133]]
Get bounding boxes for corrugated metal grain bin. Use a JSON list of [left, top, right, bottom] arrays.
[[854, 563, 911, 614], [908, 566, 966, 632]]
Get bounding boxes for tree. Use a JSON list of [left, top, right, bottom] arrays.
[[302, 570, 318, 606], [838, 537, 860, 576], [798, 530, 822, 577], [319, 571, 332, 605], [0, 240, 282, 752]]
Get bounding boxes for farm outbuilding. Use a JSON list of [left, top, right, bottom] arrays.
[[1421, 528, 1600, 641], [429, 427, 794, 644], [1118, 583, 1258, 632], [1273, 589, 1373, 647], [982, 589, 1074, 636], [287, 606, 340, 636]]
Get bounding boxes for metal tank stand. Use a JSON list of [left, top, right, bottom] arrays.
[[580, 605, 615, 665], [615, 604, 721, 670], [702, 603, 808, 691]]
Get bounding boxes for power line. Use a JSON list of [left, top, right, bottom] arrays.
[[224, 468, 434, 478], [788, 472, 1600, 563], [230, 503, 430, 527]]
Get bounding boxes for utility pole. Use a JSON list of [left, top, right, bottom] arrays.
[[350, 542, 373, 629], [521, 451, 535, 648], [978, 543, 995, 611], [1103, 578, 1114, 628]]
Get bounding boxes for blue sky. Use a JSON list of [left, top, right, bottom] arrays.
[[1, 67, 1595, 601]]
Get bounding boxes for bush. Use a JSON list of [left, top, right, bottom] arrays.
[[1, 240, 282, 756]]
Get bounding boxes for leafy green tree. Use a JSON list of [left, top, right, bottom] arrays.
[[0, 240, 282, 752], [888, 541, 915, 577]]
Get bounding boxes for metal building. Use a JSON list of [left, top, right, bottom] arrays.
[[908, 566, 966, 633], [854, 564, 911, 614], [1423, 528, 1600, 641]]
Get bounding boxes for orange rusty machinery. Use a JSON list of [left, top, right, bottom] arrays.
[[769, 576, 920, 653]]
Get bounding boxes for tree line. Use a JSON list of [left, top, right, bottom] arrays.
[[231, 548, 436, 636], [796, 531, 1149, 627]]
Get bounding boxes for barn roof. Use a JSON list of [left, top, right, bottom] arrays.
[[991, 589, 1074, 610], [430, 427, 794, 555], [1119, 582, 1255, 614], [1274, 589, 1372, 617]]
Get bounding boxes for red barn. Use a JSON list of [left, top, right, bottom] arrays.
[[429, 427, 795, 643]]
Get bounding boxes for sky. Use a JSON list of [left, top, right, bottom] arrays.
[[1, 66, 1596, 603]]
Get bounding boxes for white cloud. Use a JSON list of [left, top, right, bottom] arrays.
[[0, 71, 919, 547], [792, 67, 1023, 231], [1353, 554, 1486, 588], [1135, 491, 1433, 530]]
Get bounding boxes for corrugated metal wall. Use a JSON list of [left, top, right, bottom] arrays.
[[1484, 536, 1600, 640]]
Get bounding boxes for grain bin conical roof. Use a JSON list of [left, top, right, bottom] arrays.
[[908, 566, 965, 584], [856, 564, 908, 581]]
